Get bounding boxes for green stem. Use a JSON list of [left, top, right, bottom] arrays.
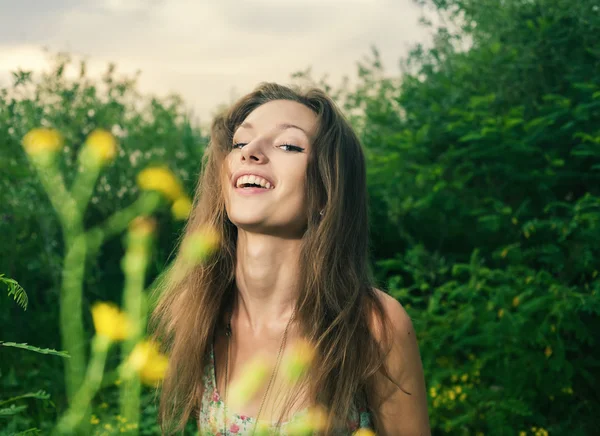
[[53, 335, 111, 435], [86, 192, 163, 257], [32, 156, 80, 227], [70, 150, 102, 212], [60, 233, 87, 402], [120, 227, 153, 433]]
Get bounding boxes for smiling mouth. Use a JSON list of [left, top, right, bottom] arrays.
[[234, 175, 274, 189]]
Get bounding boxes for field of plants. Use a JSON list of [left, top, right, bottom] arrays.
[[1, 0, 599, 434]]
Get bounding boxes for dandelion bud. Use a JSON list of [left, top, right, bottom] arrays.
[[181, 225, 220, 264], [124, 340, 169, 386], [129, 216, 157, 238], [286, 406, 327, 435], [136, 167, 184, 202], [227, 357, 270, 409], [281, 339, 315, 383], [171, 196, 193, 221], [22, 128, 63, 156], [91, 302, 131, 341], [85, 129, 117, 165], [353, 429, 376, 436]]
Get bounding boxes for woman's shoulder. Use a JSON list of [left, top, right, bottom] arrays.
[[369, 288, 414, 343]]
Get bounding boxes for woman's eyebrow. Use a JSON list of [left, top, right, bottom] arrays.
[[239, 121, 309, 136]]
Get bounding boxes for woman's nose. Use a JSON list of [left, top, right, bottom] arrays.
[[240, 140, 268, 163]]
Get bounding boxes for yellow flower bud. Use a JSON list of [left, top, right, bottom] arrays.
[[352, 430, 375, 436], [498, 308, 504, 318], [228, 357, 270, 409], [171, 196, 193, 221], [137, 167, 184, 201], [85, 129, 117, 164], [181, 225, 220, 264], [22, 128, 63, 155], [129, 216, 157, 238], [125, 340, 169, 386], [512, 296, 520, 307], [282, 339, 315, 384], [544, 346, 552, 358], [91, 302, 131, 341], [286, 406, 328, 435]]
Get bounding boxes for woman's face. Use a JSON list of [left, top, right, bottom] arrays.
[[223, 99, 318, 237]]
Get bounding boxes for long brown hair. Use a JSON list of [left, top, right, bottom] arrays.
[[151, 83, 391, 433]]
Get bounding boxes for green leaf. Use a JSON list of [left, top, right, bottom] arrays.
[[14, 429, 41, 436], [0, 404, 28, 417], [0, 390, 51, 407], [0, 274, 28, 310], [0, 342, 70, 358]]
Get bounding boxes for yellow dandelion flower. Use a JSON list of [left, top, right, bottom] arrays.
[[228, 356, 270, 409], [91, 302, 131, 341], [448, 391, 456, 401], [524, 230, 530, 239], [433, 397, 441, 408], [498, 308, 504, 318], [136, 167, 183, 201], [451, 374, 458, 382], [525, 276, 534, 284], [85, 129, 117, 164], [459, 393, 467, 402], [129, 216, 157, 238], [544, 346, 552, 358], [429, 387, 437, 398], [353, 429, 376, 436], [512, 217, 518, 225], [512, 296, 520, 307], [519, 432, 526, 436], [181, 225, 220, 264], [171, 196, 193, 221], [22, 128, 63, 155], [282, 339, 316, 384], [454, 386, 462, 394], [90, 415, 100, 425], [461, 374, 469, 382], [286, 406, 328, 435], [126, 340, 169, 386]]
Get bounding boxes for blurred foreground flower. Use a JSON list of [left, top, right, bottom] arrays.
[[353, 429, 376, 436], [22, 127, 63, 155], [181, 225, 220, 263], [281, 339, 315, 383], [92, 302, 131, 341], [129, 216, 157, 238], [137, 167, 183, 202], [124, 340, 169, 386], [85, 128, 117, 165], [228, 356, 270, 409], [286, 406, 327, 436], [171, 196, 193, 220]]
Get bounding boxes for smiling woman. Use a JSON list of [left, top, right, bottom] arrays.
[[151, 83, 430, 435]]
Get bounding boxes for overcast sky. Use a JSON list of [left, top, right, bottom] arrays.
[[0, 0, 432, 123]]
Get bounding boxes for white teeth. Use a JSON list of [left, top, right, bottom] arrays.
[[235, 174, 274, 189]]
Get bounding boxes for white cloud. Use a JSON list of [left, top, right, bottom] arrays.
[[0, 0, 433, 121]]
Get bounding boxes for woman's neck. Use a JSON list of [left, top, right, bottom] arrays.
[[233, 231, 301, 336]]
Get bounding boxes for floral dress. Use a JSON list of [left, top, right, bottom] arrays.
[[198, 344, 372, 435]]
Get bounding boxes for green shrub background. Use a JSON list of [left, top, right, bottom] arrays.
[[1, 0, 599, 434]]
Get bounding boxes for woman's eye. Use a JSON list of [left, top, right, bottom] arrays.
[[278, 143, 304, 152], [232, 142, 247, 149]]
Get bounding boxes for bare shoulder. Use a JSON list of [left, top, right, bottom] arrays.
[[370, 288, 415, 344], [369, 289, 431, 435]]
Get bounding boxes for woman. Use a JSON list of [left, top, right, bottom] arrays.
[[152, 83, 430, 435]]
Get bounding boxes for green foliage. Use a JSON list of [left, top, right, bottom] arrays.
[[1, 274, 28, 310], [0, 342, 70, 359]]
